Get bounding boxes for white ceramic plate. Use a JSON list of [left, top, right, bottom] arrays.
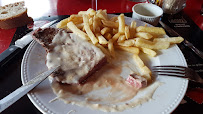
[[21, 16, 188, 114]]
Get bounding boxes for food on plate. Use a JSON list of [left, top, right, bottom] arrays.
[[0, 1, 33, 29], [33, 8, 184, 112], [32, 28, 107, 84]]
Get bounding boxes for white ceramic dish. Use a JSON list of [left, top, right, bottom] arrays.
[[21, 16, 188, 114], [132, 3, 163, 26]]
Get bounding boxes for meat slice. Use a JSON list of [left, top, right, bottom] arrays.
[[32, 28, 107, 84], [126, 73, 147, 89]]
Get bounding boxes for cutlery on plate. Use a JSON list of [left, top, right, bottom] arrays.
[[0, 19, 57, 67], [152, 65, 203, 84], [159, 20, 203, 60], [0, 65, 59, 113]]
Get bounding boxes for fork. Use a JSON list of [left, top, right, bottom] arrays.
[[152, 65, 203, 84]]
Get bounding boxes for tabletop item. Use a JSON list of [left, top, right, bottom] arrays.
[[0, 19, 57, 68], [162, 0, 187, 14], [0, 65, 59, 113], [159, 20, 203, 60], [132, 3, 163, 26], [0, 1, 33, 29], [20, 16, 188, 114], [152, 65, 203, 84]]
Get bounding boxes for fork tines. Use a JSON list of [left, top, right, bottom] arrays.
[[152, 65, 187, 78]]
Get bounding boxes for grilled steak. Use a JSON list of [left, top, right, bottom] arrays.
[[32, 28, 107, 84]]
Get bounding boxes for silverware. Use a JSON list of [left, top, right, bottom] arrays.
[[0, 66, 59, 113], [0, 19, 57, 67], [152, 65, 203, 84], [159, 20, 203, 59]]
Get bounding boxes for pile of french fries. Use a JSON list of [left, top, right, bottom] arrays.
[[56, 8, 184, 81]]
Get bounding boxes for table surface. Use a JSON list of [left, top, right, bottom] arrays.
[[0, 0, 203, 114]]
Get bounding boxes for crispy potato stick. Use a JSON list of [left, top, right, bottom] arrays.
[[115, 46, 139, 54], [56, 18, 69, 29], [125, 26, 130, 39], [101, 20, 119, 28], [130, 21, 137, 38], [135, 38, 170, 49], [117, 35, 126, 43], [136, 26, 166, 37], [78, 8, 96, 16], [104, 33, 112, 40], [68, 15, 83, 24], [135, 32, 153, 39], [118, 39, 135, 47], [96, 9, 108, 20], [111, 33, 121, 42], [133, 54, 151, 80], [140, 47, 157, 57], [153, 37, 184, 44], [96, 43, 111, 59], [83, 14, 98, 44], [67, 21, 89, 40], [110, 16, 118, 22], [108, 39, 116, 58], [112, 28, 118, 35], [101, 27, 111, 35], [93, 16, 101, 33], [96, 33, 108, 44], [75, 23, 84, 30], [118, 14, 125, 34]]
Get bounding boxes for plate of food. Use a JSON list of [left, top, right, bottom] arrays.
[[21, 9, 188, 114]]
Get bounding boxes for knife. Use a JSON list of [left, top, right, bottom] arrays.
[[159, 20, 203, 59], [0, 20, 57, 67], [0, 65, 59, 113]]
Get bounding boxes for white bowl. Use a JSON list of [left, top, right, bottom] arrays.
[[132, 3, 163, 26]]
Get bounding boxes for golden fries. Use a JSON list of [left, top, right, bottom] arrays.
[[118, 14, 125, 34], [57, 8, 185, 82], [83, 14, 98, 44], [67, 21, 89, 40], [136, 26, 166, 37], [153, 37, 184, 44], [116, 46, 139, 54]]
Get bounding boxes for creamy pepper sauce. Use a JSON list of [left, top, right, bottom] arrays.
[[51, 51, 162, 112]]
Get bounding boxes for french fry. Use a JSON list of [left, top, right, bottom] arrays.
[[96, 9, 108, 20], [56, 18, 69, 29], [83, 14, 98, 44], [135, 38, 170, 49], [130, 21, 137, 38], [101, 20, 119, 28], [118, 14, 125, 34], [68, 15, 83, 24], [67, 21, 89, 40], [111, 33, 121, 42], [75, 23, 84, 29], [136, 26, 166, 37], [118, 39, 135, 47], [140, 47, 157, 57], [101, 27, 111, 35], [135, 32, 153, 39], [78, 8, 96, 16], [115, 46, 139, 54], [117, 35, 126, 43], [153, 37, 184, 44], [125, 26, 130, 39], [96, 43, 111, 60], [104, 33, 112, 40], [112, 28, 118, 35], [133, 54, 151, 81], [93, 16, 101, 33], [96, 33, 108, 44], [110, 16, 118, 22], [108, 39, 116, 58]]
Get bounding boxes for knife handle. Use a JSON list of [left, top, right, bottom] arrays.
[[0, 45, 21, 67], [186, 43, 203, 59]]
